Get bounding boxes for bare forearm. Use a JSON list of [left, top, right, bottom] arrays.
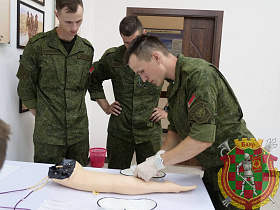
[[30, 109, 36, 116], [161, 130, 181, 152], [96, 99, 110, 114], [162, 136, 213, 167]]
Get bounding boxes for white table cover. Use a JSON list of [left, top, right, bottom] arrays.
[[0, 160, 214, 209]]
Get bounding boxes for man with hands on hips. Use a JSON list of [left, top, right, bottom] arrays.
[[106, 102, 167, 124], [91, 16, 167, 169], [124, 35, 253, 210]]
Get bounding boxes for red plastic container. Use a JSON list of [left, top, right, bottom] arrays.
[[89, 148, 106, 168]]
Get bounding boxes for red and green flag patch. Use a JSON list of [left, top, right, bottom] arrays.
[[188, 94, 195, 108]]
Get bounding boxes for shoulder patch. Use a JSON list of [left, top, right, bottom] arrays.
[[189, 100, 212, 124], [188, 94, 196, 108], [16, 64, 29, 80]]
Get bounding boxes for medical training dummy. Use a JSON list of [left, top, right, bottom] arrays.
[[48, 159, 196, 195]]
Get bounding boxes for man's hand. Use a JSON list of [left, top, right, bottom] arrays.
[[105, 101, 122, 116], [146, 150, 165, 161], [150, 107, 167, 123], [96, 99, 122, 116], [133, 158, 159, 181], [134, 151, 166, 181]]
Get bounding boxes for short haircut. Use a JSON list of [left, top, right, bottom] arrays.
[[119, 16, 143, 36], [124, 35, 169, 65], [0, 119, 10, 170], [56, 0, 83, 13]]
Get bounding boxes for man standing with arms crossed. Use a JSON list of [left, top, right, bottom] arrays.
[[91, 16, 167, 169], [124, 35, 254, 209], [17, 0, 94, 166]]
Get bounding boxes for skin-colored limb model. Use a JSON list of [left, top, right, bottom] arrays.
[[50, 161, 196, 195]]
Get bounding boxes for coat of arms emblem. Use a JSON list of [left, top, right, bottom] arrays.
[[217, 138, 279, 209]]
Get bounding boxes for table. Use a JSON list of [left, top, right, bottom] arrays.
[[0, 160, 214, 209]]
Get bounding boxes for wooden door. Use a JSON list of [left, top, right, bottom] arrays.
[[127, 7, 223, 67], [183, 17, 215, 63]]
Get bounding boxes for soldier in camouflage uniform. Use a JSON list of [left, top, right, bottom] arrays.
[[124, 35, 254, 210], [16, 0, 94, 166], [91, 16, 167, 169]]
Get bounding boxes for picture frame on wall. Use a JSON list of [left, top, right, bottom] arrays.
[[32, 0, 45, 6], [19, 98, 29, 113], [0, 0, 10, 44], [17, 0, 44, 49]]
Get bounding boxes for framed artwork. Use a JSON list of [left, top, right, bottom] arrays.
[[32, 0, 45, 6], [17, 0, 44, 49], [0, 0, 10, 44], [19, 98, 29, 113]]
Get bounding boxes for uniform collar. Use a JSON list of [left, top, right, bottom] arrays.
[[48, 28, 85, 56], [167, 54, 184, 99]]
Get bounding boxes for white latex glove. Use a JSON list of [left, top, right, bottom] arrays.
[[133, 159, 158, 181], [146, 150, 166, 161], [134, 151, 166, 181], [156, 150, 166, 155]]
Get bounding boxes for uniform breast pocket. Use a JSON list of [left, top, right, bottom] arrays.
[[111, 67, 133, 94], [74, 54, 93, 90], [39, 55, 62, 90], [80, 69, 91, 89]]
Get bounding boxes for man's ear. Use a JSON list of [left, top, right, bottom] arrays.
[[152, 52, 161, 64], [54, 11, 59, 19], [142, 29, 147, 35]]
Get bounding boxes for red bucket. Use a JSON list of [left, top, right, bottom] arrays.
[[89, 148, 106, 168]]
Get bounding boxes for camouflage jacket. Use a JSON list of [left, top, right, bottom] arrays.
[[90, 45, 162, 143], [167, 54, 253, 169], [17, 28, 94, 146]]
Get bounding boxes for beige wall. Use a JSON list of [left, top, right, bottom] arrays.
[[138, 16, 183, 30]]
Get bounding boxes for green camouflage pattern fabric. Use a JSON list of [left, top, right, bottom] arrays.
[[167, 54, 254, 189], [90, 45, 162, 144], [34, 138, 89, 166], [17, 28, 94, 148], [106, 133, 161, 169]]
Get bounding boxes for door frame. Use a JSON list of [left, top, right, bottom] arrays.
[[127, 7, 223, 68]]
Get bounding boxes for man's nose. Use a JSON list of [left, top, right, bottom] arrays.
[[140, 75, 147, 82], [71, 23, 78, 31]]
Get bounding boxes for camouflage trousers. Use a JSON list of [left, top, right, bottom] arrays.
[[106, 133, 161, 169], [34, 139, 89, 166]]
